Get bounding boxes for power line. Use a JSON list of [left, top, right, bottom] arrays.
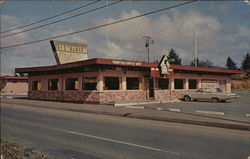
[[0, 0, 197, 50], [0, 0, 101, 34], [0, 0, 123, 38]]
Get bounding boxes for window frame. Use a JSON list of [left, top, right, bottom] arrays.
[[103, 76, 122, 90], [32, 80, 41, 91], [158, 78, 169, 90], [126, 77, 142, 90], [82, 76, 97, 91], [48, 79, 59, 91], [188, 79, 198, 89], [174, 79, 184, 89], [65, 77, 79, 91]]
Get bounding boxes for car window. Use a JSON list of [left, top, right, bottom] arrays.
[[197, 89, 204, 92], [205, 88, 212, 93], [216, 88, 222, 93]]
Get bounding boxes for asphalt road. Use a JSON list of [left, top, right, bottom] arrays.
[[1, 104, 250, 159], [145, 90, 250, 117]]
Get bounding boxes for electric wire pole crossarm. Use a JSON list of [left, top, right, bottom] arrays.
[[143, 36, 154, 62]]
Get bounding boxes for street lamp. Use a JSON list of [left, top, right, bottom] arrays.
[[143, 36, 154, 62]]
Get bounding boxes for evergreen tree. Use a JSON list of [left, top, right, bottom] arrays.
[[190, 58, 200, 66], [226, 56, 237, 70], [241, 53, 250, 70], [168, 48, 181, 65], [190, 58, 214, 68]]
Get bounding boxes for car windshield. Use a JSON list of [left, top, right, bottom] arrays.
[[216, 88, 222, 93]]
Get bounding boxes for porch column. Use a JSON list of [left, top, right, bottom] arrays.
[[170, 78, 174, 90], [185, 79, 189, 90], [226, 80, 231, 93], [122, 76, 126, 90], [97, 72, 103, 91], [198, 79, 202, 88], [78, 77, 82, 91]]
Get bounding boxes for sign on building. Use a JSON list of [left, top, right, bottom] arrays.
[[50, 40, 88, 64]]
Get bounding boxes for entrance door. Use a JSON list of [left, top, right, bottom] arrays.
[[149, 78, 154, 99]]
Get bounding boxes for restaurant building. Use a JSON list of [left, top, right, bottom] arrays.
[[15, 56, 243, 104]]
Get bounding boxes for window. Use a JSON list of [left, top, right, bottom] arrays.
[[158, 78, 169, 89], [104, 77, 121, 90], [82, 77, 97, 90], [65, 78, 79, 90], [174, 79, 184, 89], [189, 79, 197, 89], [126, 77, 142, 90], [48, 79, 59, 90], [32, 80, 41, 91]]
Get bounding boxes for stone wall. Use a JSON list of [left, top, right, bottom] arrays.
[[28, 91, 101, 103], [100, 90, 147, 102]]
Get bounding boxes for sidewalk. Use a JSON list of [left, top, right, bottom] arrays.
[[1, 98, 250, 131]]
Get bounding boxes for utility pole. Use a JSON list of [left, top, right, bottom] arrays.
[[143, 36, 154, 62], [195, 32, 198, 67]]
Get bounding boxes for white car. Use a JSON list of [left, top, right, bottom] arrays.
[[181, 88, 239, 102]]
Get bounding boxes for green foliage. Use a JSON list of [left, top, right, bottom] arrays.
[[241, 53, 250, 70], [241, 53, 250, 77], [190, 58, 214, 68], [168, 48, 181, 65], [226, 56, 237, 70]]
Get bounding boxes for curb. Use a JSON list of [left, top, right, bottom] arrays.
[[114, 99, 181, 107], [2, 101, 250, 131]]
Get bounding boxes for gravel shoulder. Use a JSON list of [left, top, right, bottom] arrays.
[[1, 140, 56, 159]]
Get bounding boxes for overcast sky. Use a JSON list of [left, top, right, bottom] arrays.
[[1, 0, 250, 75]]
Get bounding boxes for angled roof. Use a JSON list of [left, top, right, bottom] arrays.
[[15, 58, 244, 75]]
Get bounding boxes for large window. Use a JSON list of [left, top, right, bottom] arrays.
[[104, 77, 121, 90], [65, 78, 79, 90], [126, 77, 142, 90], [48, 79, 59, 90], [189, 79, 197, 89], [158, 78, 169, 89], [174, 79, 184, 89], [82, 77, 97, 90], [32, 80, 41, 91]]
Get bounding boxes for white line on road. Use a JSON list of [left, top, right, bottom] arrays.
[[195, 110, 224, 116], [167, 108, 180, 112], [123, 106, 145, 109], [55, 128, 179, 155]]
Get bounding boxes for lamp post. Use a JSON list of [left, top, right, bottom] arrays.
[[143, 36, 154, 62]]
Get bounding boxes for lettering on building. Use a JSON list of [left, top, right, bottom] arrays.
[[112, 60, 142, 66]]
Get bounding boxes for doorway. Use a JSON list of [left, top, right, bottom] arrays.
[[148, 78, 154, 99]]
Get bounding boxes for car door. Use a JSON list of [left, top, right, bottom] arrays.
[[203, 88, 213, 100]]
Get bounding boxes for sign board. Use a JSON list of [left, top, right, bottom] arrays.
[[112, 60, 142, 66], [50, 40, 88, 64], [159, 55, 171, 75]]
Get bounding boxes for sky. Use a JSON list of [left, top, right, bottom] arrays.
[[1, 0, 250, 76]]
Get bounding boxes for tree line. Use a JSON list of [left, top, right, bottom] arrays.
[[164, 48, 250, 75]]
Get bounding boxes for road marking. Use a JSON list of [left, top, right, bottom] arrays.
[[123, 106, 145, 109], [156, 107, 163, 111], [195, 110, 224, 116], [167, 108, 180, 112], [55, 128, 179, 155], [246, 114, 250, 118]]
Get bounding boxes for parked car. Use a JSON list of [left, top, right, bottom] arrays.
[[181, 88, 239, 102]]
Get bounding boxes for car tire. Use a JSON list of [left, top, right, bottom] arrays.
[[184, 95, 191, 102], [212, 97, 220, 103]]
